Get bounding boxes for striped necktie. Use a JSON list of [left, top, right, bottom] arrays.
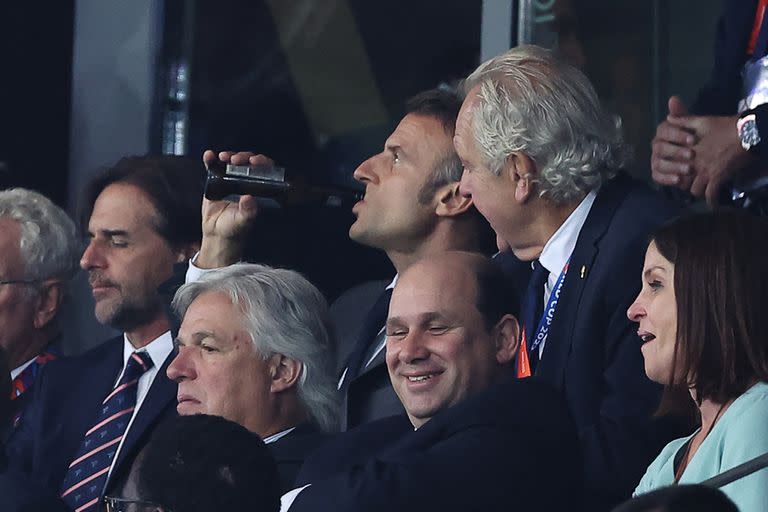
[[60, 351, 153, 512]]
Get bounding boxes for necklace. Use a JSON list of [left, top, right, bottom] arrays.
[[673, 401, 728, 483]]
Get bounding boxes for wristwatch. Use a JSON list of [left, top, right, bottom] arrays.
[[737, 112, 762, 152]]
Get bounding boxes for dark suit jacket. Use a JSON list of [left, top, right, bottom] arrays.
[[0, 451, 68, 512], [292, 376, 582, 512], [268, 422, 329, 494], [496, 174, 681, 510], [6, 335, 178, 497], [330, 280, 405, 430]]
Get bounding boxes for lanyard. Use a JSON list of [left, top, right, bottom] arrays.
[[528, 261, 569, 356], [516, 261, 569, 378]]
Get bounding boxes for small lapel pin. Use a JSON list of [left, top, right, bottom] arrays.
[[580, 265, 587, 279]]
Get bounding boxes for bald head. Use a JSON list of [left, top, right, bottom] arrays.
[[385, 251, 520, 427]]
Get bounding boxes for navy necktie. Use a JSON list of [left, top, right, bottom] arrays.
[[60, 351, 153, 512], [342, 287, 393, 387], [521, 260, 549, 370]]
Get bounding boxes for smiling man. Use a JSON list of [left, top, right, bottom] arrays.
[[7, 156, 202, 512], [168, 263, 338, 493], [284, 251, 581, 512]]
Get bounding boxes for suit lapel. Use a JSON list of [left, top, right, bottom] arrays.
[[68, 338, 125, 449], [353, 338, 387, 381], [536, 176, 631, 389]]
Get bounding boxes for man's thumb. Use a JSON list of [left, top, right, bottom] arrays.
[[668, 96, 689, 117]]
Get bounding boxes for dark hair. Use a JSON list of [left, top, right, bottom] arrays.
[[651, 210, 768, 404], [138, 414, 281, 512], [467, 253, 520, 331], [405, 86, 463, 136], [406, 87, 466, 205], [80, 155, 204, 249], [613, 484, 738, 512]]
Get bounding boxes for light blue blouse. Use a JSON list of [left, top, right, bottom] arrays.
[[635, 382, 768, 512]]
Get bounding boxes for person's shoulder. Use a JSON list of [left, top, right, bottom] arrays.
[[723, 383, 768, 438], [296, 415, 412, 484], [439, 376, 571, 431], [601, 174, 680, 227], [41, 335, 123, 378]]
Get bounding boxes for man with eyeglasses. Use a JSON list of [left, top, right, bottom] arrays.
[[0, 188, 79, 420]]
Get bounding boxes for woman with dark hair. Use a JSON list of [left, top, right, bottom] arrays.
[[629, 210, 768, 512]]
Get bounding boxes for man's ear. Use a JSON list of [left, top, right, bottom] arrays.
[[505, 153, 537, 204], [269, 354, 303, 393], [33, 279, 64, 329], [435, 182, 474, 217], [493, 314, 520, 364]]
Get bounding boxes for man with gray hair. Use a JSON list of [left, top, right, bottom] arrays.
[[168, 262, 338, 493], [453, 45, 680, 510], [0, 188, 78, 415]]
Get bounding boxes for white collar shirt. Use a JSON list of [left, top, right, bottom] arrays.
[[535, 189, 597, 356]]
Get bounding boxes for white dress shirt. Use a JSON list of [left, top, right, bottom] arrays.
[[11, 356, 37, 380], [107, 331, 174, 478], [535, 189, 597, 356]]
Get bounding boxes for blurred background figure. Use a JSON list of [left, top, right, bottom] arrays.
[[0, 188, 79, 421], [106, 414, 280, 512], [629, 211, 768, 512]]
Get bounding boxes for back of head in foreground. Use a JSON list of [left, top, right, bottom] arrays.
[[132, 414, 281, 512]]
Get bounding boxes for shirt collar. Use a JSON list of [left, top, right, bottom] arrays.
[[539, 189, 597, 275], [263, 426, 297, 444], [122, 330, 174, 370], [10, 357, 37, 380]]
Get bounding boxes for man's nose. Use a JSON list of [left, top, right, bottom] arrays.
[[167, 346, 195, 382], [353, 156, 380, 185], [80, 239, 103, 270], [398, 332, 430, 364]]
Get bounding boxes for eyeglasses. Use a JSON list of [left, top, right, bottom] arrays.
[[102, 495, 169, 512]]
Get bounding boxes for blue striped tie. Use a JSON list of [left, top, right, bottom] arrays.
[[60, 351, 153, 512]]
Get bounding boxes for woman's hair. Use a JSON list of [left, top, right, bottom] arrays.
[[651, 210, 768, 404]]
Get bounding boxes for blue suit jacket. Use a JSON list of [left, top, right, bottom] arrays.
[[496, 174, 682, 510], [6, 335, 178, 497], [292, 376, 582, 512]]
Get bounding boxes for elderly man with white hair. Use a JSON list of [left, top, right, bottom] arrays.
[[453, 45, 681, 510], [0, 188, 79, 415], [168, 262, 339, 493]]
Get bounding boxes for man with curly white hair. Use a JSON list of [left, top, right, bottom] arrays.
[[454, 45, 680, 510], [0, 188, 79, 414]]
